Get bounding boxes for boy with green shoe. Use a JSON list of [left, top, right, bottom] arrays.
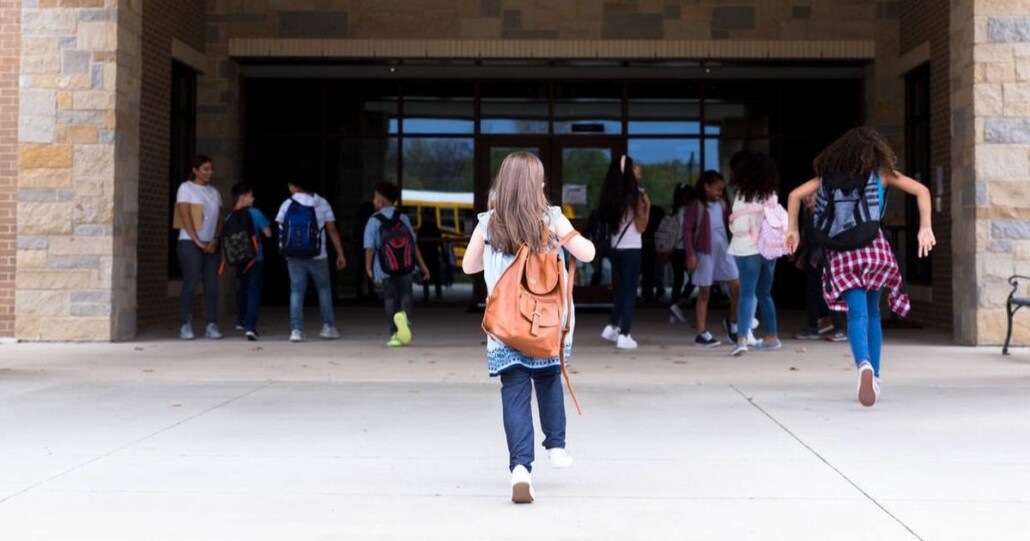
[[364, 182, 430, 347]]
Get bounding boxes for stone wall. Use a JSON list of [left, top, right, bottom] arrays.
[[0, 0, 18, 338], [951, 0, 1030, 345], [137, 0, 205, 329], [15, 0, 141, 341]]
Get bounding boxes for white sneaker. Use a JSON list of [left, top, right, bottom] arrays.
[[669, 304, 687, 323], [319, 324, 340, 340], [234, 324, 245, 332], [752, 318, 760, 330], [179, 324, 194, 341], [547, 448, 574, 469], [205, 323, 223, 340], [616, 334, 638, 350], [601, 325, 620, 342], [289, 330, 304, 342], [857, 361, 876, 407], [746, 330, 759, 346], [510, 465, 534, 504]]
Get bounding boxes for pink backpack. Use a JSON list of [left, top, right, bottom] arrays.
[[731, 196, 788, 260]]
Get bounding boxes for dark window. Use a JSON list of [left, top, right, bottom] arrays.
[[904, 64, 932, 285], [168, 61, 197, 279]]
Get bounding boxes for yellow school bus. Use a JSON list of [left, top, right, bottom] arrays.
[[401, 189, 475, 266]]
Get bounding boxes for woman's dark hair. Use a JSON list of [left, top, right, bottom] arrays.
[[188, 155, 212, 180], [695, 170, 727, 204], [598, 155, 640, 230], [813, 126, 898, 178], [730, 152, 779, 203]]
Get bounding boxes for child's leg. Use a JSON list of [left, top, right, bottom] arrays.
[[500, 367, 535, 472], [399, 274, 414, 318], [287, 259, 309, 332], [236, 271, 247, 328], [735, 256, 759, 344], [532, 366, 566, 451], [695, 286, 711, 333], [244, 262, 263, 332], [383, 277, 399, 333], [728, 279, 740, 325], [866, 289, 883, 377], [756, 258, 778, 339], [842, 288, 871, 367]]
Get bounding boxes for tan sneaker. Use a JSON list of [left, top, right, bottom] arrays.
[[510, 465, 534, 504], [857, 361, 876, 407]]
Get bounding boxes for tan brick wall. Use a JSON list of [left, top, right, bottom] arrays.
[[0, 0, 18, 337], [137, 0, 205, 329], [900, 0, 952, 330]]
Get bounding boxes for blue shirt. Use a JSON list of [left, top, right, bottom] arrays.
[[225, 207, 271, 261], [363, 206, 418, 282]]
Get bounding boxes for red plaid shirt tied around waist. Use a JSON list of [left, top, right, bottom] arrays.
[[822, 231, 910, 317]]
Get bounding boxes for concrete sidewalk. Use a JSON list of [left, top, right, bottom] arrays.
[[1, 308, 1029, 540]]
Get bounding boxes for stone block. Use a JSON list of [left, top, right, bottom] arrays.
[[70, 303, 111, 317], [279, 11, 348, 38], [17, 250, 48, 269], [77, 22, 116, 51], [985, 62, 1016, 83], [16, 290, 69, 317], [19, 144, 72, 169], [78, 9, 116, 21], [49, 236, 112, 256], [21, 10, 78, 36], [19, 88, 56, 116], [70, 290, 110, 303], [61, 49, 90, 75], [15, 317, 41, 341], [792, 5, 811, 20], [18, 116, 56, 144], [976, 145, 1030, 179], [976, 84, 1004, 116], [73, 90, 115, 110], [985, 118, 1030, 143], [30, 74, 91, 90], [17, 236, 49, 250], [73, 145, 114, 179], [20, 168, 72, 188], [18, 201, 73, 234], [712, 6, 756, 29], [73, 197, 114, 224], [40, 317, 111, 341], [989, 17, 1030, 43], [18, 188, 57, 202], [48, 255, 100, 270], [992, 219, 1030, 239], [1016, 57, 1030, 81], [480, 0, 500, 17], [602, 12, 664, 38], [74, 224, 112, 236], [974, 43, 1013, 63], [1003, 83, 1030, 116], [22, 36, 59, 56], [66, 125, 98, 144], [16, 270, 92, 289], [987, 180, 1030, 207], [22, 54, 61, 74]]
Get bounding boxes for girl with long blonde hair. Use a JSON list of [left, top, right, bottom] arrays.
[[463, 152, 595, 504]]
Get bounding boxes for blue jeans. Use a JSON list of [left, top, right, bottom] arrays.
[[287, 258, 335, 332], [383, 274, 414, 334], [500, 365, 566, 472], [235, 262, 263, 333], [843, 288, 883, 377], [735, 254, 778, 339], [609, 249, 642, 335], [178, 240, 220, 326]]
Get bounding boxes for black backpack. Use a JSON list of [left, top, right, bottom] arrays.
[[375, 211, 416, 277], [811, 172, 886, 251], [221, 209, 258, 272]]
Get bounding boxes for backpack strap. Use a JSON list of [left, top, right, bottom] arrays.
[[556, 234, 582, 416]]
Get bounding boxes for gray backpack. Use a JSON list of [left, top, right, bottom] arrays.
[[811, 172, 885, 251]]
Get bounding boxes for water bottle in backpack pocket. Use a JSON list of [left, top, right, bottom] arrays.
[[811, 172, 885, 251], [280, 197, 322, 259], [375, 211, 416, 277]]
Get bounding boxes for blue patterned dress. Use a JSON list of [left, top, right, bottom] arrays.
[[479, 207, 575, 377]]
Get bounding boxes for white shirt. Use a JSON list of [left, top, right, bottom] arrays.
[[612, 210, 642, 250], [728, 193, 777, 257], [175, 181, 222, 242], [276, 192, 336, 259]]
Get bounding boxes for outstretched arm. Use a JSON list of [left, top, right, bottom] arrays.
[[785, 178, 821, 255], [885, 170, 936, 257]]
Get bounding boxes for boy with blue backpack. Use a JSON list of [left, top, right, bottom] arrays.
[[363, 182, 430, 347], [276, 180, 347, 342]]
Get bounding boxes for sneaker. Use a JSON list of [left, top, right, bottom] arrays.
[[825, 330, 848, 343], [695, 332, 721, 348], [601, 325, 621, 342], [857, 361, 876, 407], [817, 317, 835, 335], [746, 330, 759, 347], [730, 343, 748, 357], [755, 338, 783, 351], [547, 447, 574, 469], [751, 318, 761, 330], [387, 334, 403, 347], [289, 330, 304, 343], [510, 465, 534, 504], [723, 317, 739, 344], [394, 312, 412, 345], [616, 334, 638, 350], [205, 324, 223, 340], [795, 327, 821, 340], [669, 304, 687, 324], [245, 331, 259, 342], [179, 324, 194, 341], [234, 324, 245, 332], [319, 324, 340, 340]]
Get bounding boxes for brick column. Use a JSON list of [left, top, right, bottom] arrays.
[[0, 0, 18, 338], [15, 0, 141, 341], [951, 0, 1030, 345]]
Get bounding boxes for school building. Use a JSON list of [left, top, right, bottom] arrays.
[[0, 0, 1026, 345]]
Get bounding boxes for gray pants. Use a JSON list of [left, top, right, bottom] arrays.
[[178, 240, 220, 326], [383, 274, 413, 333]]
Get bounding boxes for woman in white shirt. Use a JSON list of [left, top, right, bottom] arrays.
[[597, 155, 650, 350], [727, 152, 782, 356], [175, 155, 224, 340]]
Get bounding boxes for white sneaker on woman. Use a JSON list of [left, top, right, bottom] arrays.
[[547, 447, 574, 469], [857, 361, 877, 407], [601, 325, 620, 342], [510, 465, 534, 504], [616, 334, 638, 350]]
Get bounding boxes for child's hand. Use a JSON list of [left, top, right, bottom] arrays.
[[336, 254, 347, 270], [686, 255, 698, 272], [420, 265, 431, 282], [917, 227, 936, 258], [784, 230, 800, 255]]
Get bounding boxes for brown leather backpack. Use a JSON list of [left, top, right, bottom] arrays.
[[482, 229, 582, 413]]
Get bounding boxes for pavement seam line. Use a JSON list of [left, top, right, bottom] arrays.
[[729, 384, 926, 541], [0, 381, 276, 506]]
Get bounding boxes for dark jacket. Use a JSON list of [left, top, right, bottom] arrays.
[[683, 199, 731, 258]]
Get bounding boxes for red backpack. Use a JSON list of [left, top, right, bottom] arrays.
[[375, 211, 416, 276]]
